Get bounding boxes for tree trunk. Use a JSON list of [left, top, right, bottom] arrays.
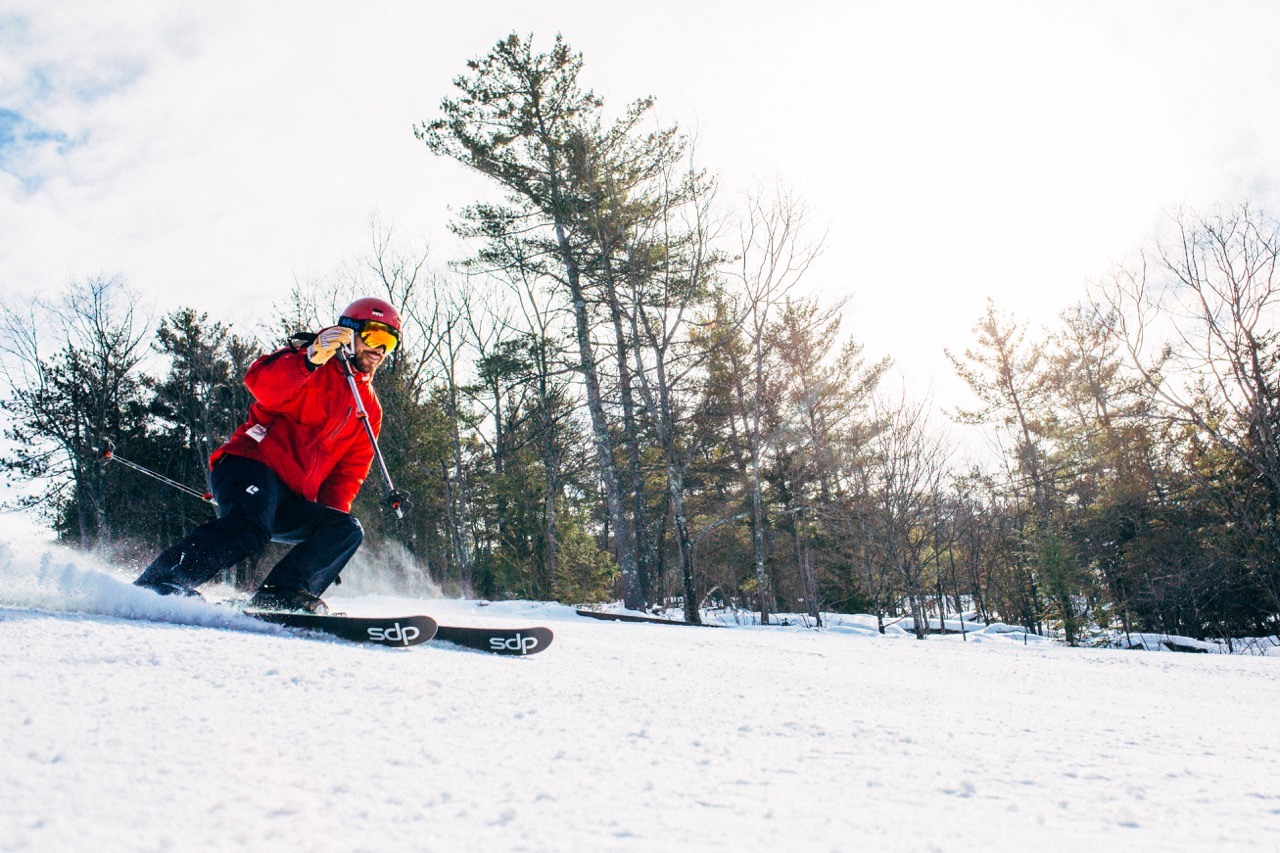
[[543, 467, 559, 599], [603, 269, 652, 606], [801, 527, 821, 627], [446, 361, 474, 592], [750, 463, 771, 624], [553, 221, 642, 609], [666, 463, 700, 624], [749, 343, 772, 624]]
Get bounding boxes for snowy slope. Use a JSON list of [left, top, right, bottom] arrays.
[[2, 541, 1280, 852]]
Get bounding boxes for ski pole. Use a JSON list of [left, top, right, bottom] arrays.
[[335, 349, 410, 518], [95, 439, 217, 507]]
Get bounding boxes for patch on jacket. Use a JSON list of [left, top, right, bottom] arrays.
[[246, 423, 269, 443]]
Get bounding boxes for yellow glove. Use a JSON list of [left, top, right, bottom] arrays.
[[307, 326, 354, 366]]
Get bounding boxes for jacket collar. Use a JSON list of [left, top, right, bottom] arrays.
[[326, 358, 374, 384]]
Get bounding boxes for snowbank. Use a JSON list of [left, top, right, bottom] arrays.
[[3, 539, 1280, 850], [0, 542, 279, 636]]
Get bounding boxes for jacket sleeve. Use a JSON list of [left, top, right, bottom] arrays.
[[316, 391, 382, 512], [243, 349, 315, 408]]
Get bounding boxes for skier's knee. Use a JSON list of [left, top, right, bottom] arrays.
[[219, 514, 270, 554], [339, 514, 364, 549]]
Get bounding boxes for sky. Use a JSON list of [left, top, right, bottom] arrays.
[[2, 0, 1279, 420]]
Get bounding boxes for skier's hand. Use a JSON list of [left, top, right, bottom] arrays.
[[307, 326, 354, 366]]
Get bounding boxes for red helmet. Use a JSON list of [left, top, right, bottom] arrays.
[[340, 297, 402, 331]]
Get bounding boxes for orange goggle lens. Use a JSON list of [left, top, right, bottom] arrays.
[[359, 321, 399, 353]]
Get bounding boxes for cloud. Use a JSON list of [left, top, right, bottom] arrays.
[[0, 5, 176, 198], [0, 108, 77, 192], [0, 0, 1279, 418]]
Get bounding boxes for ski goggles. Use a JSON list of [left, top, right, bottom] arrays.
[[340, 318, 400, 353]]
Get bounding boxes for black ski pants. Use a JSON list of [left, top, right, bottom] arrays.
[[135, 454, 363, 595]]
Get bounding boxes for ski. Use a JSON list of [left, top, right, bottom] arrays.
[[247, 611, 438, 647], [576, 608, 723, 627], [246, 609, 554, 654], [433, 624, 554, 656]]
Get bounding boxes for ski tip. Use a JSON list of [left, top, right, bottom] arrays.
[[433, 625, 554, 655]]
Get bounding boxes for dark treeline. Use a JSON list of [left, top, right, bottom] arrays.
[[2, 34, 1278, 645]]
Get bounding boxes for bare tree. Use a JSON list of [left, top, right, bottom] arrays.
[[0, 276, 149, 544], [1097, 204, 1280, 502], [505, 267, 577, 598], [729, 185, 825, 624], [868, 394, 950, 639]]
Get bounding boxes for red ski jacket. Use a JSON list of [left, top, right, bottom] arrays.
[[211, 348, 382, 513]]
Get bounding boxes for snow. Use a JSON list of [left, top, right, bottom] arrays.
[[3, 541, 1280, 851]]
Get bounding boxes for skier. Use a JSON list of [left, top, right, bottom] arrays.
[[134, 297, 402, 613]]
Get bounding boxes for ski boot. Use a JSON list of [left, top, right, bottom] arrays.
[[136, 579, 205, 601], [248, 584, 329, 614]]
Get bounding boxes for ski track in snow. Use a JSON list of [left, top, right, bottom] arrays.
[[2, 542, 1280, 851]]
